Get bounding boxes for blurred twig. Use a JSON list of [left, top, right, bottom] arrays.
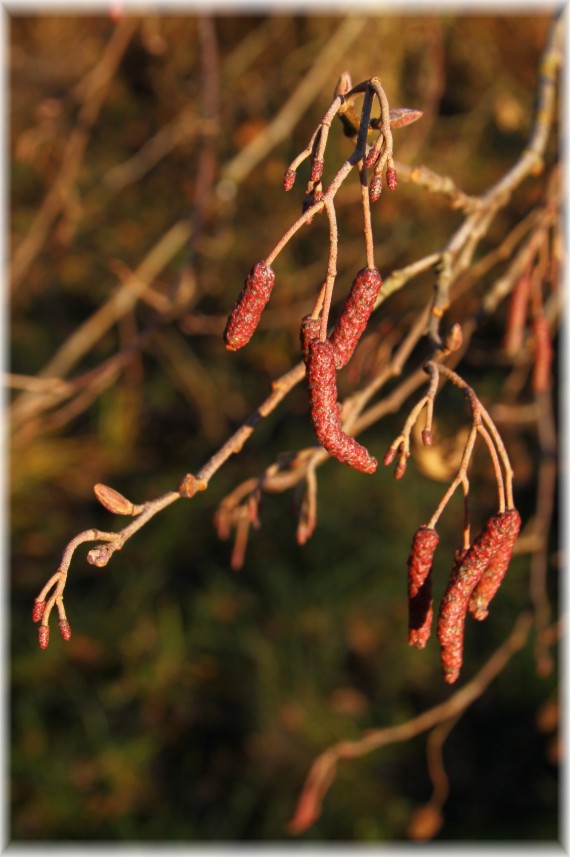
[[11, 18, 138, 292]]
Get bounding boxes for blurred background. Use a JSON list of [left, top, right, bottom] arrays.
[[10, 10, 560, 843]]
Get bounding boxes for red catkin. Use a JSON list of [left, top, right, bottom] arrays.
[[224, 261, 276, 351], [283, 168, 296, 191], [329, 267, 383, 369], [59, 619, 72, 641], [305, 339, 377, 474], [469, 509, 522, 620], [365, 147, 380, 169], [407, 526, 440, 649], [32, 599, 45, 623], [38, 625, 49, 650], [386, 166, 398, 190], [369, 176, 382, 202], [310, 158, 324, 183], [438, 516, 508, 683]]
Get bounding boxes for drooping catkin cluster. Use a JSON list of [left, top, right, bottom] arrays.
[[386, 361, 522, 682], [405, 509, 521, 683], [222, 73, 412, 473]]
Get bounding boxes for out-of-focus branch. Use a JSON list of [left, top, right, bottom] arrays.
[[11, 18, 138, 292]]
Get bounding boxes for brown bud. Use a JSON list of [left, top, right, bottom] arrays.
[[369, 176, 382, 202], [421, 429, 433, 447], [386, 166, 398, 190], [282, 168, 296, 191], [87, 545, 113, 568], [178, 473, 207, 498], [94, 483, 134, 516], [59, 619, 72, 641], [32, 599, 46, 623], [38, 625, 49, 650]]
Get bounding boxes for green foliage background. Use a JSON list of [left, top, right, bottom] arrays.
[[11, 11, 559, 843]]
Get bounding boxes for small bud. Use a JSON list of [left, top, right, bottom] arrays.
[[59, 619, 72, 641], [386, 166, 398, 190], [383, 447, 397, 466], [178, 473, 207, 498], [443, 323, 463, 354], [310, 159, 324, 183], [32, 599, 45, 623], [421, 429, 432, 447], [94, 483, 134, 516], [87, 545, 112, 567], [38, 625, 49, 650], [283, 168, 296, 192], [369, 176, 382, 202]]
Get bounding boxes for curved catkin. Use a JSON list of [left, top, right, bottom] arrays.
[[329, 267, 383, 369], [438, 516, 504, 684], [305, 339, 377, 474], [469, 509, 521, 620], [223, 261, 276, 351], [407, 526, 440, 649]]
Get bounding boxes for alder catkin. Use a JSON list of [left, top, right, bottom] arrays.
[[407, 526, 439, 649], [283, 168, 296, 191], [305, 339, 377, 474], [369, 176, 382, 202], [329, 267, 383, 369], [386, 166, 398, 190], [310, 159, 324, 183], [32, 599, 46, 623], [38, 625, 49, 650], [438, 515, 508, 683], [469, 509, 521, 620], [224, 261, 276, 351], [59, 619, 72, 641]]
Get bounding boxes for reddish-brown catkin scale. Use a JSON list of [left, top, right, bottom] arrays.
[[532, 315, 553, 393], [32, 599, 45, 623], [369, 176, 382, 203], [38, 625, 49, 650], [329, 267, 383, 369], [407, 526, 440, 649], [438, 517, 506, 683], [305, 339, 377, 474], [386, 166, 398, 190], [283, 168, 296, 191], [224, 261, 276, 351], [469, 509, 522, 621]]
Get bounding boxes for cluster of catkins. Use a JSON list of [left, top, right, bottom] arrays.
[[406, 509, 521, 683], [224, 262, 382, 474]]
